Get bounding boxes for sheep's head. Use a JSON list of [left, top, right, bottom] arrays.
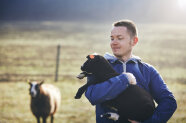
[[77, 54, 110, 79], [28, 80, 44, 98], [82, 55, 98, 72]]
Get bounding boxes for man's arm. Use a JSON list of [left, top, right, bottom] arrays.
[[143, 66, 177, 123], [85, 74, 129, 105]]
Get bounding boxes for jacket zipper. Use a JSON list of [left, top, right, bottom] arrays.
[[119, 60, 127, 73]]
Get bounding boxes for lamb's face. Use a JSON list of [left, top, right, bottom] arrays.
[[29, 81, 43, 98], [77, 54, 109, 79], [81, 55, 99, 73]]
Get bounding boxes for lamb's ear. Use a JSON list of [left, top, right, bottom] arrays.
[[39, 80, 44, 86], [86, 55, 91, 60], [89, 55, 95, 59], [27, 79, 31, 85], [90, 55, 95, 59]]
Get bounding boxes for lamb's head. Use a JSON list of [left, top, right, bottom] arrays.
[[81, 55, 99, 72], [28, 80, 44, 98], [77, 54, 111, 79]]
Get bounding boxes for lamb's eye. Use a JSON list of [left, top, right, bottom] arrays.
[[36, 85, 39, 89]]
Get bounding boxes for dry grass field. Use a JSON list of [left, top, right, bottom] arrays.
[[0, 21, 186, 123]]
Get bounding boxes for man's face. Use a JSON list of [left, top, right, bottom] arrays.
[[110, 26, 135, 59]]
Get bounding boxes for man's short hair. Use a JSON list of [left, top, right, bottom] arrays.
[[113, 20, 138, 38]]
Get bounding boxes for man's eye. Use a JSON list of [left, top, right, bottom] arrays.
[[118, 37, 124, 40]]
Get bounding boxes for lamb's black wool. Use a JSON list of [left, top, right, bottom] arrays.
[[75, 54, 155, 122]]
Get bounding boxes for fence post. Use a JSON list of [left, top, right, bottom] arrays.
[[55, 44, 60, 82]]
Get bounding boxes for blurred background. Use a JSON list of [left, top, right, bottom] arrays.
[[0, 0, 186, 122]]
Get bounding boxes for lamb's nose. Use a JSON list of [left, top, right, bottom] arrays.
[[30, 92, 34, 96], [81, 66, 84, 71]]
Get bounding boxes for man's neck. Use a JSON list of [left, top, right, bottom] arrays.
[[116, 54, 132, 62]]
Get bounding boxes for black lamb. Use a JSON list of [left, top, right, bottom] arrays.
[[75, 54, 155, 122]]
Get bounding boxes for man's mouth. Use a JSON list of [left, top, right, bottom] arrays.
[[113, 47, 120, 50]]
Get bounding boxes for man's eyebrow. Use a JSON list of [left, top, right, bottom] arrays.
[[110, 35, 123, 37], [117, 35, 123, 37]]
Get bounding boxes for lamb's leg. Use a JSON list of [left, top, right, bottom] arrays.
[[74, 84, 89, 99], [75, 78, 95, 99], [42, 117, 46, 123], [101, 112, 120, 121], [51, 115, 54, 123], [77, 72, 87, 79], [36, 116, 40, 123]]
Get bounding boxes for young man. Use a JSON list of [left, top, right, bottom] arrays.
[[85, 20, 177, 123]]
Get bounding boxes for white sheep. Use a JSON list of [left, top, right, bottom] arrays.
[[28, 80, 61, 123]]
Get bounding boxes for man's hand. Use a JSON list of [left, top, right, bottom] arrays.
[[128, 119, 140, 123], [123, 72, 137, 85]]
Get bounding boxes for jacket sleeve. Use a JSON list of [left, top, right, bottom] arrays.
[[143, 66, 177, 123], [85, 74, 129, 105]]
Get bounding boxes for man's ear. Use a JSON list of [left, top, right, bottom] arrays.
[[132, 36, 138, 46]]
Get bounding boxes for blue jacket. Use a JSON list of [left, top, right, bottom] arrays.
[[85, 53, 177, 123]]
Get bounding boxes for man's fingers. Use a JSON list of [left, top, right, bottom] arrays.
[[128, 119, 139, 123]]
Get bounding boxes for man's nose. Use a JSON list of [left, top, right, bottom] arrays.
[[111, 39, 119, 44]]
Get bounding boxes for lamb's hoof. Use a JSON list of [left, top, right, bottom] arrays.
[[101, 112, 119, 121], [74, 95, 81, 99], [101, 113, 111, 118], [77, 73, 86, 79]]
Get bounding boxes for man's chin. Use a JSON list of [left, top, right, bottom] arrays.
[[113, 53, 122, 58]]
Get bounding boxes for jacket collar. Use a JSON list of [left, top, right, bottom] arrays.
[[104, 52, 141, 64]]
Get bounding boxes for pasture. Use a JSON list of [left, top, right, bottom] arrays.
[[0, 21, 186, 123]]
